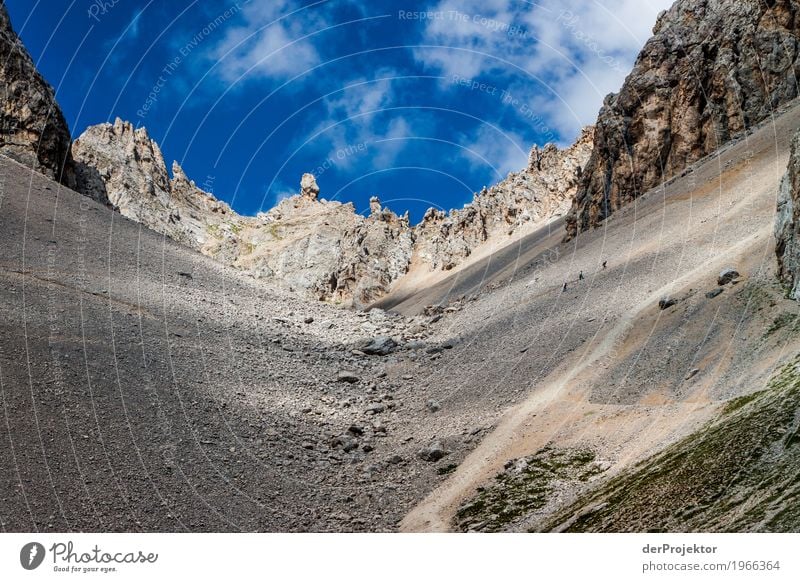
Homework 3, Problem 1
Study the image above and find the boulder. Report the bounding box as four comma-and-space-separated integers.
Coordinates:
417, 442, 449, 462
361, 336, 398, 356
718, 268, 740, 286
336, 370, 360, 384
659, 296, 678, 310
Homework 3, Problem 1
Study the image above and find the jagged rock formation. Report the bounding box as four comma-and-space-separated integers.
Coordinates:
71, 120, 414, 306
71, 117, 592, 306
72, 119, 241, 251
231, 181, 414, 306
776, 129, 800, 299
416, 127, 593, 270
0, 2, 74, 185
567, 0, 800, 238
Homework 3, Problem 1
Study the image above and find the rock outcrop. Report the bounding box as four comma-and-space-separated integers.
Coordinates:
0, 2, 74, 185
72, 119, 241, 251
568, 0, 800, 238
237, 181, 414, 306
71, 117, 592, 306
416, 127, 593, 270
775, 129, 800, 298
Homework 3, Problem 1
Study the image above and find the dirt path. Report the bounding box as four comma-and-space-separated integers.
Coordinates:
400, 223, 772, 531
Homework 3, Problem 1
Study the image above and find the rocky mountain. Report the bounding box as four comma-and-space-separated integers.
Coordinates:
71, 119, 243, 251
415, 127, 593, 270
70, 118, 592, 306
567, 0, 800, 238
0, 1, 73, 186
71, 120, 416, 306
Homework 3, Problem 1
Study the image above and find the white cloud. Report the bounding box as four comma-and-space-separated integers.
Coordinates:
208, 0, 326, 83
459, 124, 528, 178
305, 73, 419, 170
415, 0, 674, 138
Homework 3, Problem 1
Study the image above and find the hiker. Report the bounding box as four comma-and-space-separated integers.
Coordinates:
563, 282, 568, 292
579, 271, 584, 281
602, 260, 607, 269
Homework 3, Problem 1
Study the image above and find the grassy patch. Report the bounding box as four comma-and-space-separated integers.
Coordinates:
740, 281, 777, 313
765, 312, 800, 338
544, 356, 800, 532
722, 390, 767, 415
455, 447, 605, 532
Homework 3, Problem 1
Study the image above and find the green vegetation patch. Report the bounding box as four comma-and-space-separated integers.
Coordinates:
722, 390, 767, 415
455, 447, 605, 532
544, 356, 800, 533
765, 312, 800, 339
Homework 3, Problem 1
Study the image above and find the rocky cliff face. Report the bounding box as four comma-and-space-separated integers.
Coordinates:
230, 181, 415, 306
71, 121, 414, 307
416, 127, 593, 270
72, 119, 241, 251
568, 0, 800, 238
0, 2, 74, 185
775, 129, 800, 299
72, 118, 591, 306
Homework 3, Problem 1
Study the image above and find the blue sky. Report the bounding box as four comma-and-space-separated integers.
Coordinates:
7, 0, 672, 221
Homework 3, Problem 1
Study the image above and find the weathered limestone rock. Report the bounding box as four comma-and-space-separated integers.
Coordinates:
416, 127, 593, 270
776, 130, 800, 298
568, 0, 800, 238
0, 3, 74, 185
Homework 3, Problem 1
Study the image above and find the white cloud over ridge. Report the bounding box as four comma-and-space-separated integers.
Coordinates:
415, 0, 674, 139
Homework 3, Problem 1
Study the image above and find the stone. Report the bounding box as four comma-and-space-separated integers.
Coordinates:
426, 400, 441, 413
659, 296, 678, 310
300, 173, 320, 199
365, 404, 385, 415
361, 336, 398, 356
336, 370, 360, 384
718, 268, 740, 286
342, 439, 359, 453
706, 288, 724, 299
417, 442, 449, 462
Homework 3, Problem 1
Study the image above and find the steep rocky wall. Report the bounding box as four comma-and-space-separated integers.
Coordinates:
776, 129, 800, 299
72, 119, 241, 251
568, 0, 800, 238
0, 2, 74, 185
416, 127, 593, 270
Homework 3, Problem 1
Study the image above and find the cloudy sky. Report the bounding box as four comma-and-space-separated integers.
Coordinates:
8, 0, 673, 221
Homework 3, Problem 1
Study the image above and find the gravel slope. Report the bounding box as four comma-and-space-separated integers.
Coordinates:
4, 99, 800, 533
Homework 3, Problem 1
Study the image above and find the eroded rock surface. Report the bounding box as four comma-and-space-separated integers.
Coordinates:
776, 130, 800, 298
0, 3, 73, 185
568, 0, 800, 238
416, 128, 593, 270
72, 118, 592, 306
